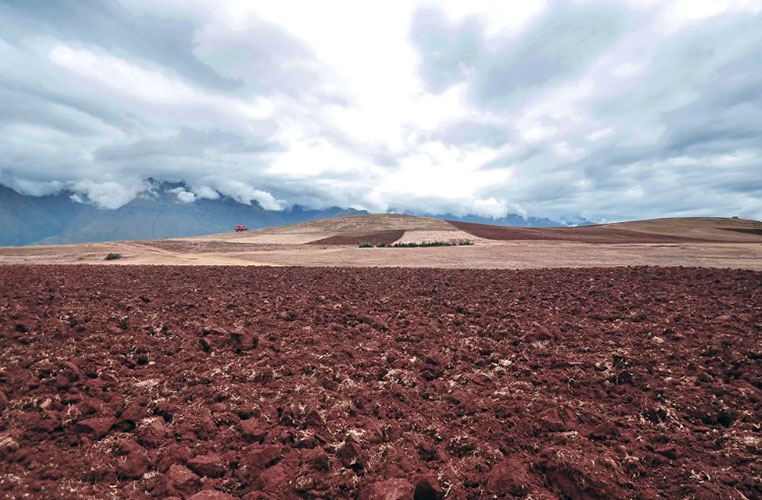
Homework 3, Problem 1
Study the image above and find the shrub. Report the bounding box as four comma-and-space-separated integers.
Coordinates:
391, 240, 474, 248
104, 253, 123, 261
358, 240, 474, 249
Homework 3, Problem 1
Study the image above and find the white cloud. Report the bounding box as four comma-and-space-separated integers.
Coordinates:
49, 44, 272, 119
0, 0, 761, 221
611, 62, 644, 77
192, 186, 220, 200
214, 180, 283, 210
71, 180, 147, 209
168, 187, 196, 203
470, 197, 509, 218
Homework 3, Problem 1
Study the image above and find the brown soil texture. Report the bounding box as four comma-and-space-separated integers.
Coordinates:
723, 228, 762, 236
309, 230, 405, 246
137, 241, 269, 253
1, 266, 761, 500
448, 221, 711, 244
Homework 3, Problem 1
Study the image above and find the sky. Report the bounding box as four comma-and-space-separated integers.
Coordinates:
0, 0, 761, 221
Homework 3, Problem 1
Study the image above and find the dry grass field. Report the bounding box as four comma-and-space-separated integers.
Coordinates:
0, 214, 761, 269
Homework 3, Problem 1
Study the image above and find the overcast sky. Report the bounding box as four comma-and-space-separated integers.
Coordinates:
0, 0, 760, 221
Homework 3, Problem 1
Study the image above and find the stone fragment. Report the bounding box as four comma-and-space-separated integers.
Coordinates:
120, 404, 148, 423
187, 453, 226, 478
119, 451, 149, 480
166, 464, 200, 497
246, 444, 281, 470
139, 419, 169, 448
303, 447, 330, 471
239, 419, 268, 443
75, 417, 115, 439
114, 439, 142, 456
337, 440, 365, 470
157, 444, 193, 473
486, 458, 531, 496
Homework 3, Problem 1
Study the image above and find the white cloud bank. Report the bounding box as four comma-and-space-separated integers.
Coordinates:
0, 0, 761, 221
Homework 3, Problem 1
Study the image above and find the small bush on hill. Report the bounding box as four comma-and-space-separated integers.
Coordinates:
391, 240, 474, 248
359, 240, 473, 248
104, 253, 123, 261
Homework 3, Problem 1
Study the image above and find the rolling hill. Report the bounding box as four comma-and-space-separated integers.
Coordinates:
0, 183, 577, 246
1, 213, 761, 269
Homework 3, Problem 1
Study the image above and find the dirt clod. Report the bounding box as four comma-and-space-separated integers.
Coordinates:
119, 451, 149, 480
75, 417, 115, 440
246, 444, 281, 470
487, 458, 531, 496
139, 419, 169, 448
187, 452, 226, 478
166, 464, 200, 497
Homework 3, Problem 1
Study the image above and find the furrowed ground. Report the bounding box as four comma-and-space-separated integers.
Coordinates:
0, 266, 761, 499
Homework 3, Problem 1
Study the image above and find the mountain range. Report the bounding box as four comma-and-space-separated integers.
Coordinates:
0, 182, 582, 246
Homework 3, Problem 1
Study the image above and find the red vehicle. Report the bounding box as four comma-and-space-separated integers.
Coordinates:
234, 224, 248, 232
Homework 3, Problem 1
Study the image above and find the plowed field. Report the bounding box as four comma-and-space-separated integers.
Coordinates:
308, 231, 406, 246
447, 221, 707, 244
1, 266, 761, 499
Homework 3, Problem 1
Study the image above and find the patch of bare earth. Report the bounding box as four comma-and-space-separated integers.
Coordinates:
1, 266, 761, 499
448, 221, 710, 243
308, 230, 405, 246
450, 217, 762, 244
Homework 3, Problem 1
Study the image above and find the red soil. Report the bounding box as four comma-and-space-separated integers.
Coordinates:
723, 228, 762, 236
309, 230, 405, 246
1, 266, 761, 499
448, 220, 709, 243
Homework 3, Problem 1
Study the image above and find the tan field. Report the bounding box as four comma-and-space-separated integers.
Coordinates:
1, 214, 761, 269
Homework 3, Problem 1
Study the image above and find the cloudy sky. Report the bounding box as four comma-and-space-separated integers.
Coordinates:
1, 0, 761, 221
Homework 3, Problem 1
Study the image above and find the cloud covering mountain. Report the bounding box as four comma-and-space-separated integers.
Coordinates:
0, 0, 760, 221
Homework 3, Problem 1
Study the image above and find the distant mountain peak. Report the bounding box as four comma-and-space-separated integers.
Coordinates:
0, 182, 583, 246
